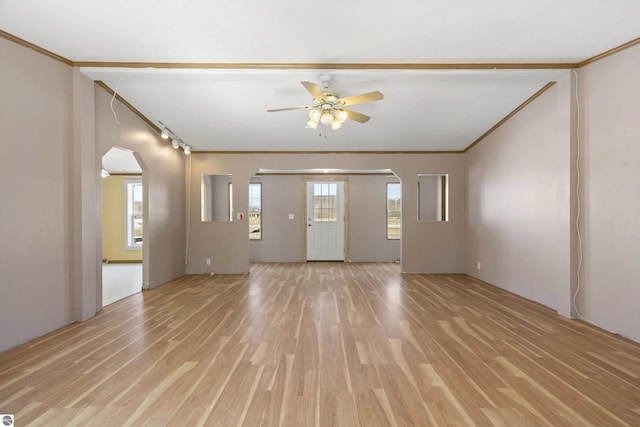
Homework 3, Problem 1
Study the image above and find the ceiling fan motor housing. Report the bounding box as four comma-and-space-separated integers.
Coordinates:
319, 73, 333, 90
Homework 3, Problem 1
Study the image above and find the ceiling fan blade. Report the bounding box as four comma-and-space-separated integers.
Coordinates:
343, 108, 370, 123
301, 81, 325, 100
267, 106, 313, 112
337, 91, 384, 107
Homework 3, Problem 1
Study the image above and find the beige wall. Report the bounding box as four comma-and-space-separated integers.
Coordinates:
465, 75, 574, 315
94, 87, 186, 290
0, 36, 186, 351
579, 43, 640, 342
188, 153, 465, 274
0, 37, 75, 351
102, 175, 143, 262
463, 43, 640, 343
249, 175, 304, 262
348, 175, 402, 262
465, 42, 640, 343
248, 174, 401, 262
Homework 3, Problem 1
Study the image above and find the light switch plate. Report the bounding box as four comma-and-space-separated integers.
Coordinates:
288, 213, 295, 219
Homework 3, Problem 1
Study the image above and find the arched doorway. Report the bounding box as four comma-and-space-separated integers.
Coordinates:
101, 147, 144, 305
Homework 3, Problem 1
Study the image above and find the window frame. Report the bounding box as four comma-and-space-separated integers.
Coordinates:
249, 182, 262, 240
228, 182, 233, 222
313, 182, 338, 223
386, 182, 401, 240
124, 177, 143, 250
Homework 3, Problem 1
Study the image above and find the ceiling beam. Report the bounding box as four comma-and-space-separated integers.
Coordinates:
2, 29, 638, 71
74, 61, 579, 70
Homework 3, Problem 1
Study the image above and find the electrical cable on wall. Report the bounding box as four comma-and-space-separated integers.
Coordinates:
571, 69, 585, 320
110, 71, 127, 124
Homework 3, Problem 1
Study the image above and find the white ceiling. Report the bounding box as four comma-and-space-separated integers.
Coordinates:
102, 147, 142, 174
2, 0, 639, 152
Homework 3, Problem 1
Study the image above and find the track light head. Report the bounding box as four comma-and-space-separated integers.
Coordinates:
159, 122, 190, 154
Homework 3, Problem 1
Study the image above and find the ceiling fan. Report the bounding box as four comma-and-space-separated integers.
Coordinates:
267, 74, 383, 130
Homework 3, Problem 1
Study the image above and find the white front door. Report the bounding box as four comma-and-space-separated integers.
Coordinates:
306, 181, 345, 261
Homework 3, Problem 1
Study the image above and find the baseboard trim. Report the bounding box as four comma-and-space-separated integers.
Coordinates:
103, 260, 143, 264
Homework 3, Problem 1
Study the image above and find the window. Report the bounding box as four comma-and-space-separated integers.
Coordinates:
387, 183, 401, 239
313, 183, 337, 222
125, 178, 143, 249
249, 183, 261, 239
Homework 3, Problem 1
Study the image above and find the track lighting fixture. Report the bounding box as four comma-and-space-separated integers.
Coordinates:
158, 121, 191, 155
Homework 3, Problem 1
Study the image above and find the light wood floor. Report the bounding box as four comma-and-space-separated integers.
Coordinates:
1, 263, 640, 426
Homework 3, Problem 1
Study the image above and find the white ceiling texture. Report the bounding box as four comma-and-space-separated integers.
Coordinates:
1, 0, 639, 152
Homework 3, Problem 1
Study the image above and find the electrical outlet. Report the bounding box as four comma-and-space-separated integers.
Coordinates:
205, 258, 211, 267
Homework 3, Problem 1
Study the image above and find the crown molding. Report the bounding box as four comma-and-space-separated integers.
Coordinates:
95, 81, 161, 134
463, 81, 557, 153
577, 37, 640, 68
192, 150, 463, 155
0, 29, 72, 65
254, 171, 398, 176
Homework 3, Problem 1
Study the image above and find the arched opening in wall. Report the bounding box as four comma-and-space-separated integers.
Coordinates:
101, 147, 145, 306
248, 168, 401, 266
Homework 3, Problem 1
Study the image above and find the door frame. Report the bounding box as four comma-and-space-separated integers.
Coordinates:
302, 177, 349, 262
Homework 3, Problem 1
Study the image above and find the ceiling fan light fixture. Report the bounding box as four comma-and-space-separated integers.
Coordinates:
266, 75, 382, 133
320, 111, 334, 126
309, 109, 320, 121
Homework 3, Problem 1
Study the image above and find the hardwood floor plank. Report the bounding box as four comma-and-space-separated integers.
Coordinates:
354, 389, 395, 427
202, 362, 263, 426
376, 364, 441, 426
318, 390, 359, 426
2, 263, 640, 426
